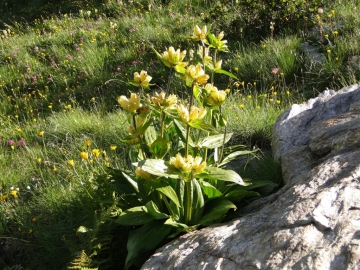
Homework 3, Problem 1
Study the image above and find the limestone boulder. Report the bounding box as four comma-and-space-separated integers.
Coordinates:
141, 84, 360, 270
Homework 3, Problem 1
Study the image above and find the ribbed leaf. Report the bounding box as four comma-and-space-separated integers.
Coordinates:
199, 180, 223, 199
225, 190, 260, 202
188, 119, 217, 132
219, 150, 256, 167
173, 119, 195, 147
197, 133, 233, 149
199, 197, 236, 226
145, 201, 169, 219
215, 68, 238, 79
196, 166, 249, 186
125, 222, 172, 269
115, 206, 154, 225
136, 159, 181, 179
149, 137, 171, 159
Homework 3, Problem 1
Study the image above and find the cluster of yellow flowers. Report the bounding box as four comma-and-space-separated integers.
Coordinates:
170, 153, 206, 174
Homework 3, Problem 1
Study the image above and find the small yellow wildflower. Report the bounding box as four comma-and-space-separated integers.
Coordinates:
53, 167, 58, 172
37, 158, 42, 163
238, 104, 245, 109
67, 160, 74, 167
32, 217, 37, 222
110, 145, 117, 151
85, 140, 92, 147
327, 49, 331, 54
92, 149, 100, 158
39, 131, 44, 137
10, 190, 17, 197
80, 152, 89, 160
276, 100, 281, 105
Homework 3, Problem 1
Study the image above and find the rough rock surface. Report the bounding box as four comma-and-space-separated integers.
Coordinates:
141, 84, 360, 270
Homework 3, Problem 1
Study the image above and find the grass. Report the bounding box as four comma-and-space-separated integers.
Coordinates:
0, 0, 359, 269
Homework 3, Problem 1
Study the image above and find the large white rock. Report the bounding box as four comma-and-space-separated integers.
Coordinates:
141, 85, 360, 270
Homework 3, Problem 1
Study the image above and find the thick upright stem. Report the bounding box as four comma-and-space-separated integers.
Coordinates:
218, 106, 227, 166
185, 85, 195, 158
184, 180, 192, 225
133, 114, 146, 159
211, 50, 218, 85
165, 68, 174, 98
160, 68, 174, 138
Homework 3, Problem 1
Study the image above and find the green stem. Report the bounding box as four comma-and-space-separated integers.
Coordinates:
211, 50, 218, 85
160, 68, 174, 138
185, 85, 195, 158
203, 108, 213, 161
133, 114, 146, 159
165, 68, 174, 98
162, 196, 175, 218
218, 106, 227, 167
184, 180, 192, 225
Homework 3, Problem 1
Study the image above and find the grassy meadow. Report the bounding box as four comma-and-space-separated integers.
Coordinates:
1, 0, 360, 269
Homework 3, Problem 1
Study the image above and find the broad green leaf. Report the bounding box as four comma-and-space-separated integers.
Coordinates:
105, 168, 139, 194
155, 184, 181, 208
197, 133, 233, 149
145, 178, 182, 208
173, 119, 195, 147
137, 159, 181, 179
193, 84, 203, 107
190, 179, 205, 224
174, 64, 186, 74
199, 197, 236, 226
144, 125, 157, 145
219, 150, 256, 167
121, 171, 139, 192
225, 190, 260, 202
215, 68, 238, 79
188, 119, 218, 132
145, 201, 169, 219
196, 166, 249, 186
134, 115, 153, 136
205, 62, 215, 72
165, 217, 200, 238
116, 206, 154, 225
149, 137, 171, 159
125, 221, 172, 269
199, 180, 223, 199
